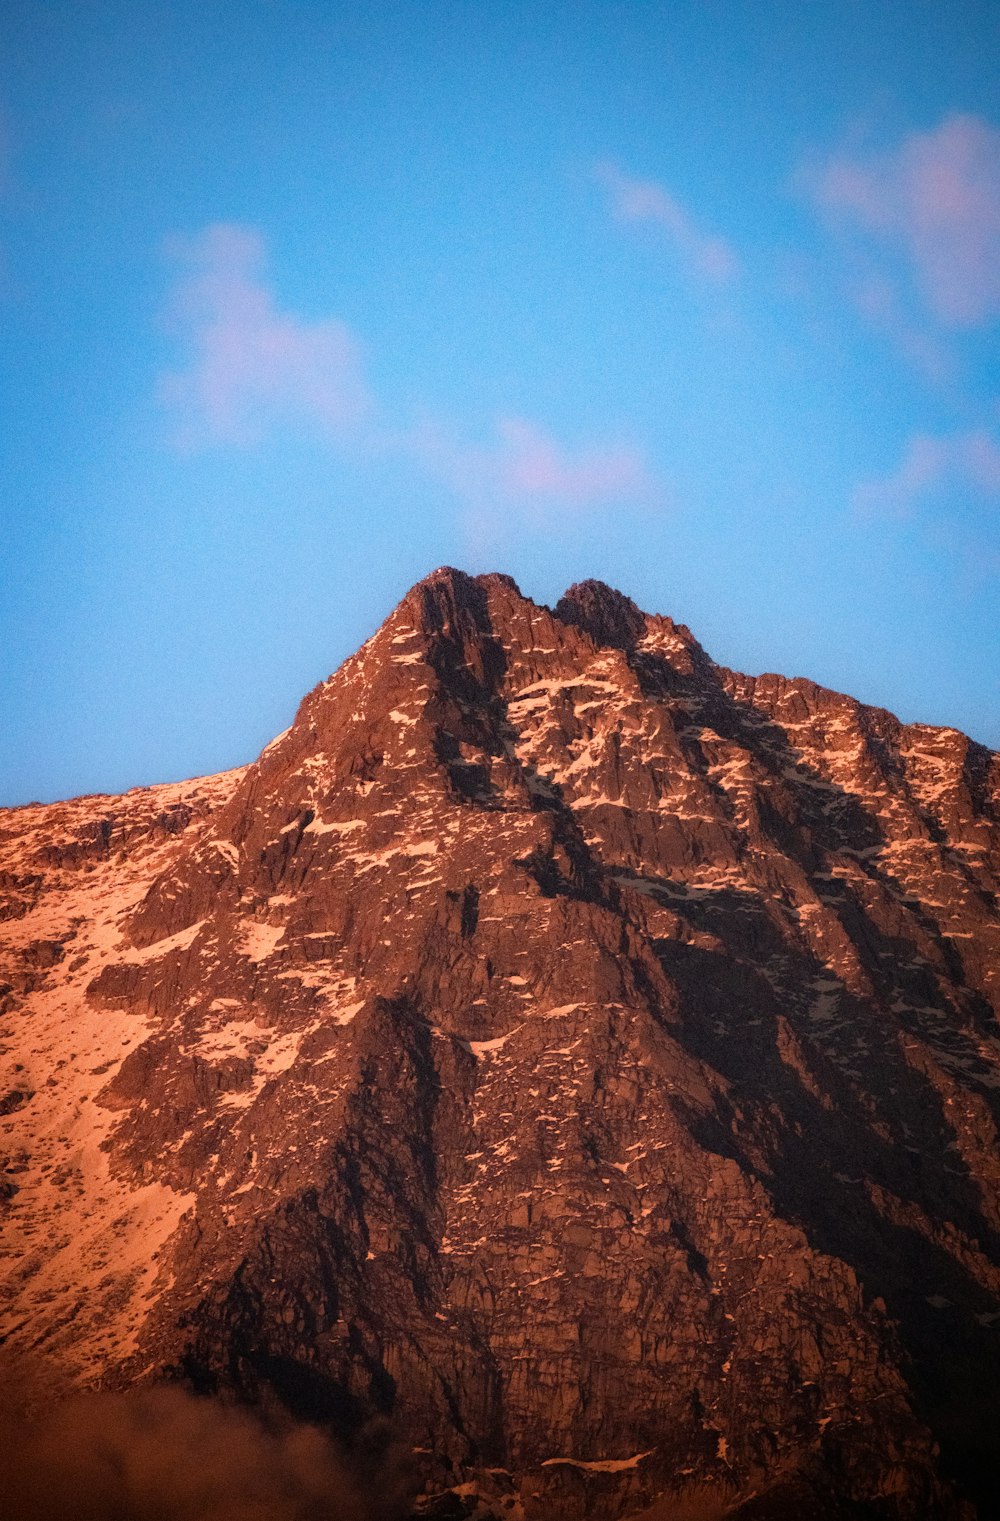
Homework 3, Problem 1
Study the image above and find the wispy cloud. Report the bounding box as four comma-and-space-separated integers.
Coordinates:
407, 414, 656, 514
160, 224, 660, 516
161, 224, 372, 447
846, 268, 952, 382
812, 114, 1000, 328
854, 428, 1000, 517
594, 160, 739, 282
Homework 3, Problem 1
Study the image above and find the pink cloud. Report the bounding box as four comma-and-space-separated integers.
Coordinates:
963, 428, 1000, 493
407, 414, 656, 512
854, 429, 1000, 517
815, 114, 1000, 327
161, 224, 371, 447
595, 160, 739, 282
848, 269, 952, 381
159, 225, 662, 517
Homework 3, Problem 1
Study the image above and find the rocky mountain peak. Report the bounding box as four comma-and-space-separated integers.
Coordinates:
554, 579, 647, 650
1, 570, 999, 1520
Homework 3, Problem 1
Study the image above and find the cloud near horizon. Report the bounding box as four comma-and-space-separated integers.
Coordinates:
160, 223, 659, 514
813, 114, 1000, 329
407, 414, 656, 514
594, 160, 739, 283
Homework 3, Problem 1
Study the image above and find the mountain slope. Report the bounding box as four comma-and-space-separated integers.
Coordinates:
2, 569, 1000, 1519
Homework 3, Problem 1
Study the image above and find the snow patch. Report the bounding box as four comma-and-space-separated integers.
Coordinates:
541, 1451, 655, 1473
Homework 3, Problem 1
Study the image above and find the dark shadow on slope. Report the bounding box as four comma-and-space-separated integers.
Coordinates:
629, 644, 1000, 1069
414, 571, 516, 811
649, 927, 1000, 1518
172, 993, 506, 1473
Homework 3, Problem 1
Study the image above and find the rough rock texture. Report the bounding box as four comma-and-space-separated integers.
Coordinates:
2, 568, 1000, 1519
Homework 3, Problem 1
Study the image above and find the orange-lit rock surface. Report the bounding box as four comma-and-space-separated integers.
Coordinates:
3, 569, 999, 1518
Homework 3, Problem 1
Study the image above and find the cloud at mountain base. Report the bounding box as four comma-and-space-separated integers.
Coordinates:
6, 1381, 412, 1521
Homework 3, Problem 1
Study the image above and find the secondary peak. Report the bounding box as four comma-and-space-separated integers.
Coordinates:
555, 579, 647, 650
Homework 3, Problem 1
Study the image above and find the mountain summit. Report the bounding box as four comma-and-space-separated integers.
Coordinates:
2, 570, 999, 1518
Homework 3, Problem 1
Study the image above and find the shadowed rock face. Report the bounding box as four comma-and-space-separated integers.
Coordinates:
2, 567, 999, 1519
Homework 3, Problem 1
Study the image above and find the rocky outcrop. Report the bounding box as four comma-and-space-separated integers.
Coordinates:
2, 568, 999, 1518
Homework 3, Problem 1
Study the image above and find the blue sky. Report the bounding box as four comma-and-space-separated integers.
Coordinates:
1, 0, 998, 805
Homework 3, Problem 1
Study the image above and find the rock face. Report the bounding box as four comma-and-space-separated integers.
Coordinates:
2, 568, 1000, 1519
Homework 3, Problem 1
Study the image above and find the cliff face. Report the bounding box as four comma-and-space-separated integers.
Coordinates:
2, 568, 1000, 1519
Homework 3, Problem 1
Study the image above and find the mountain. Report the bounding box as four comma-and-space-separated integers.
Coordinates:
2, 568, 1000, 1520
